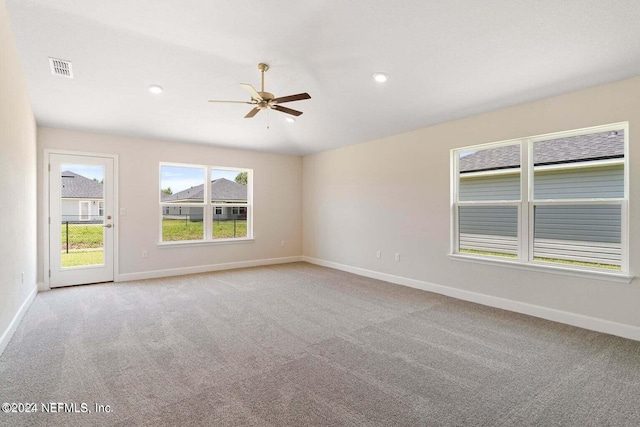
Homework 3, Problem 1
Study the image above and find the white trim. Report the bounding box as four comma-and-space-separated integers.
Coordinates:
460, 168, 520, 178
449, 253, 632, 283
0, 285, 37, 356
302, 257, 639, 341
451, 121, 629, 275
527, 122, 628, 144
534, 158, 623, 172
117, 256, 302, 282
157, 238, 254, 247
159, 163, 253, 242
43, 149, 119, 289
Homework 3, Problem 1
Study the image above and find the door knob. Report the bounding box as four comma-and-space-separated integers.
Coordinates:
103, 224, 112, 228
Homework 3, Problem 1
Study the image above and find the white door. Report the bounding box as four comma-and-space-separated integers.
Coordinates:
49, 153, 115, 287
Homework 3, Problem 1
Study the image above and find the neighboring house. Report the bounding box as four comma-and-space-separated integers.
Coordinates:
61, 171, 104, 223
457, 130, 624, 265
161, 178, 247, 221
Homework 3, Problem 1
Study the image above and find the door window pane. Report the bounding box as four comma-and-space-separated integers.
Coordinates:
60, 164, 105, 267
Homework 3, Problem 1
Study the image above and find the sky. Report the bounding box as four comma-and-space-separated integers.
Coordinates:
63, 163, 244, 193
160, 166, 243, 193
62, 164, 104, 181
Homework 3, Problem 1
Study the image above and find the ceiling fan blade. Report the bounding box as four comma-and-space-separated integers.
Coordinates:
272, 105, 303, 116
244, 107, 261, 118
272, 93, 311, 104
208, 100, 254, 104
240, 83, 263, 101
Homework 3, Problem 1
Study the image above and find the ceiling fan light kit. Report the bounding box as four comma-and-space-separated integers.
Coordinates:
209, 63, 311, 118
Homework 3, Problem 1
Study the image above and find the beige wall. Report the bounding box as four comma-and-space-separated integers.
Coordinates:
37, 128, 303, 282
303, 76, 640, 331
0, 0, 37, 351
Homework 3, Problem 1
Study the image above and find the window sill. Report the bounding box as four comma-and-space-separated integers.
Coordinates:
448, 253, 633, 284
158, 238, 254, 248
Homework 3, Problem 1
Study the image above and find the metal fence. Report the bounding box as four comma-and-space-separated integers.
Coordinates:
161, 213, 247, 240
61, 216, 104, 253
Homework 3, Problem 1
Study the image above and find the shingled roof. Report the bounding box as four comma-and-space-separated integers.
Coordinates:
61, 171, 103, 198
161, 178, 247, 203
459, 130, 624, 173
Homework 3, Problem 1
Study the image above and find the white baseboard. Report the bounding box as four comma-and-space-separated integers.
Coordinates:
302, 256, 640, 342
118, 256, 304, 282
0, 285, 38, 356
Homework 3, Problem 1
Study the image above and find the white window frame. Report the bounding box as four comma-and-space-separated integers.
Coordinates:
450, 122, 630, 281
79, 200, 90, 221
159, 162, 253, 246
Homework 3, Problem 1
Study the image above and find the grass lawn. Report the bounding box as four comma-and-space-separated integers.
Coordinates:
459, 249, 620, 270
162, 219, 247, 241
213, 220, 247, 239
460, 249, 517, 259
61, 223, 103, 250
61, 251, 104, 267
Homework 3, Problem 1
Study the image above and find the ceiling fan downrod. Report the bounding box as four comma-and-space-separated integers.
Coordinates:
258, 63, 269, 93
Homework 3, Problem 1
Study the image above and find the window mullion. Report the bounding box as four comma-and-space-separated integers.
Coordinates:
452, 122, 627, 274
519, 139, 529, 262
204, 167, 211, 240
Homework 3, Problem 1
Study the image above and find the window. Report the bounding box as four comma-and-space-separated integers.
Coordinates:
98, 201, 104, 217
211, 168, 249, 239
79, 201, 90, 221
160, 164, 252, 243
452, 123, 628, 274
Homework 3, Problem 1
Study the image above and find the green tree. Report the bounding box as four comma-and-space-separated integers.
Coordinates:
161, 187, 173, 195
235, 171, 248, 185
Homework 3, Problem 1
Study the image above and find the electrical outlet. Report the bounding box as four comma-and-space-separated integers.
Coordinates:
280, 240, 285, 247
395, 253, 400, 262
142, 250, 148, 258
376, 250, 381, 259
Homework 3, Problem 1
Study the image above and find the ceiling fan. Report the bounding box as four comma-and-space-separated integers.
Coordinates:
208, 63, 311, 118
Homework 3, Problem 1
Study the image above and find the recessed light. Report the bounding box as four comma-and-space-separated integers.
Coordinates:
285, 117, 296, 123
148, 84, 164, 94
373, 72, 389, 83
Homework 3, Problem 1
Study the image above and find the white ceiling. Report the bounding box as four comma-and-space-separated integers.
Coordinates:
6, 0, 640, 156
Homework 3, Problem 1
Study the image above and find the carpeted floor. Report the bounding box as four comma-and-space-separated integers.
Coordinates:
1, 262, 639, 426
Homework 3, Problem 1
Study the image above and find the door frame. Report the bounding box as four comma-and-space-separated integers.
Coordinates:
43, 149, 119, 289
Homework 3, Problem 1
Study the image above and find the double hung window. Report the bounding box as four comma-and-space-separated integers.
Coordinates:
452, 123, 628, 274
160, 163, 252, 243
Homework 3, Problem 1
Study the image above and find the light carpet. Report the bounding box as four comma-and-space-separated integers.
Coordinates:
1, 262, 639, 426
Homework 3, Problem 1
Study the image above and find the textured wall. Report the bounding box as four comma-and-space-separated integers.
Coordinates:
37, 128, 303, 282
0, 0, 37, 351
303, 76, 640, 329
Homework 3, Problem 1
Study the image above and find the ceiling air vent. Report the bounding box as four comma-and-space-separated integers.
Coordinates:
48, 57, 73, 78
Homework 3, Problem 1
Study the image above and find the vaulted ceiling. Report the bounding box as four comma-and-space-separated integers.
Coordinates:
6, 0, 640, 155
